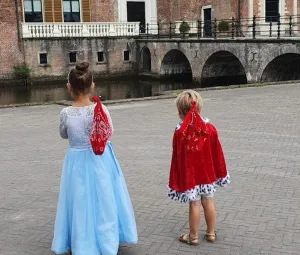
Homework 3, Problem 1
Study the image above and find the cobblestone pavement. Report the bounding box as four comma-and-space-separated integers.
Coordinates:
1, 83, 300, 255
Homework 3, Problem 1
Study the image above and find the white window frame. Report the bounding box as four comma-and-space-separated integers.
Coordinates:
264, 0, 281, 22
97, 51, 107, 63
62, 0, 82, 22
38, 52, 48, 66
123, 50, 130, 62
201, 5, 212, 24
68, 51, 77, 64
260, 0, 284, 23
23, 0, 44, 22
118, 0, 157, 29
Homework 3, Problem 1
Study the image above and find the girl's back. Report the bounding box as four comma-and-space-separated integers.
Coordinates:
52, 63, 137, 255
60, 104, 112, 149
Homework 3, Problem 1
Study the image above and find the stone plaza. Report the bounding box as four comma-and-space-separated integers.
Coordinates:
0, 83, 300, 255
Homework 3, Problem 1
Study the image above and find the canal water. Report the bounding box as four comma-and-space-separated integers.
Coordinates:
0, 78, 197, 106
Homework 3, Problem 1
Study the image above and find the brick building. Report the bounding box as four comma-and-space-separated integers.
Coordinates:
0, 0, 23, 78
0, 0, 299, 78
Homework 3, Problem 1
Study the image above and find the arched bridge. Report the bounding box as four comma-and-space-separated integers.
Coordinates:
137, 38, 300, 86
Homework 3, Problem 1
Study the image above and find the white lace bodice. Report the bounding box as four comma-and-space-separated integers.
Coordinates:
59, 104, 113, 149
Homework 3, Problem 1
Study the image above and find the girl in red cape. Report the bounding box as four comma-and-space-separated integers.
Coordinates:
168, 90, 230, 245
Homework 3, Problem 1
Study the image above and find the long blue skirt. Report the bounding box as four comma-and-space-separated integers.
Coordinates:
51, 142, 138, 255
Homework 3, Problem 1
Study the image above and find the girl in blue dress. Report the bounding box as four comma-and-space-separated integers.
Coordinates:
51, 62, 138, 255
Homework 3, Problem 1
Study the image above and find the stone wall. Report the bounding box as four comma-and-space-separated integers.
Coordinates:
139, 38, 300, 84
23, 38, 137, 77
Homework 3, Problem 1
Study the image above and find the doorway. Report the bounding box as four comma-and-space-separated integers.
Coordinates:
127, 1, 146, 33
203, 7, 212, 37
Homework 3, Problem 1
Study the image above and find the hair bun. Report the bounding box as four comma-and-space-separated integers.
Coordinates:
75, 62, 89, 73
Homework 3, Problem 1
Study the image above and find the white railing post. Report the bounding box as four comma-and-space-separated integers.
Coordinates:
53, 24, 61, 37
109, 23, 117, 36
134, 22, 140, 35
82, 24, 89, 37
22, 23, 31, 38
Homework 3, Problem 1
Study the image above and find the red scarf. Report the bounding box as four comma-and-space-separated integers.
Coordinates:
169, 100, 228, 192
90, 95, 112, 155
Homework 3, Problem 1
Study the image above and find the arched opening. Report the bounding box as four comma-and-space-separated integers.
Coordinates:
201, 51, 247, 87
160, 49, 192, 81
261, 53, 300, 82
140, 47, 151, 73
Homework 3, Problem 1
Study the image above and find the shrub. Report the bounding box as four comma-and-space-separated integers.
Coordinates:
179, 21, 191, 34
13, 63, 31, 80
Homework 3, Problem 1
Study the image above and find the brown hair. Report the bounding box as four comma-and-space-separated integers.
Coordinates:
68, 62, 93, 95
175, 90, 203, 118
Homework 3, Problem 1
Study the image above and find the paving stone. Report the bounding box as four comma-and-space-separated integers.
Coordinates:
0, 83, 300, 254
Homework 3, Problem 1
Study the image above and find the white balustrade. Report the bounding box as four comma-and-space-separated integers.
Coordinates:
22, 22, 140, 38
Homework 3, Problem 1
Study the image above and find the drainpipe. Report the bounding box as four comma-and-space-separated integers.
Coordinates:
237, 0, 241, 36
14, 0, 26, 63
14, 0, 21, 42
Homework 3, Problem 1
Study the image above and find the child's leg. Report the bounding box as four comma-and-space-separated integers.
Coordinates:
201, 195, 216, 241
179, 199, 201, 245
189, 200, 201, 238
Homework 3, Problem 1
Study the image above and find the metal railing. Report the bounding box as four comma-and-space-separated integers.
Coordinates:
22, 15, 300, 39
139, 14, 300, 39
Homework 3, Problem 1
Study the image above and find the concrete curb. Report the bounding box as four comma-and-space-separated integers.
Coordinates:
0, 80, 298, 109
0, 102, 55, 109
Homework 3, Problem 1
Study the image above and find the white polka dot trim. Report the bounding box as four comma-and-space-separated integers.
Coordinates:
168, 174, 230, 203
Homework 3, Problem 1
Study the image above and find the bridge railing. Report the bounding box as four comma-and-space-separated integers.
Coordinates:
138, 14, 300, 39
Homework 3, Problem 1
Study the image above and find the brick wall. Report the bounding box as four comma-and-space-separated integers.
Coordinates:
0, 0, 23, 77
213, 0, 234, 20
157, 0, 212, 23
179, 0, 208, 21
157, 0, 255, 23
253, 0, 259, 17
157, 0, 172, 23
90, 0, 118, 22
241, 0, 249, 19
285, 0, 292, 15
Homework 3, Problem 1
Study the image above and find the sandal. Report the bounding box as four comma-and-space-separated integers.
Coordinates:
205, 231, 216, 243
179, 233, 199, 246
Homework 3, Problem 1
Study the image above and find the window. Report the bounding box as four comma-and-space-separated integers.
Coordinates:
266, 0, 279, 22
39, 53, 48, 65
124, 51, 130, 61
69, 52, 77, 63
63, 0, 81, 22
97, 52, 106, 63
24, 0, 43, 22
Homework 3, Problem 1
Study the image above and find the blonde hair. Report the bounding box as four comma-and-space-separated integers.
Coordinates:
175, 90, 203, 118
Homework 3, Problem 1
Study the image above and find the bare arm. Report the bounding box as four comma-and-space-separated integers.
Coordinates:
102, 105, 114, 135
59, 108, 68, 139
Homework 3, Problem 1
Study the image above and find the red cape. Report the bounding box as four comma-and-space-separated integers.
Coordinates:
168, 106, 229, 202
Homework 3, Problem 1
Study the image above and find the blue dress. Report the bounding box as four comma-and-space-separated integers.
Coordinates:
51, 104, 138, 255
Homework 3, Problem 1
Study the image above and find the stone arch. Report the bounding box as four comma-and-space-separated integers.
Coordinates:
160, 49, 192, 80
201, 51, 247, 87
140, 47, 151, 73
261, 53, 300, 82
